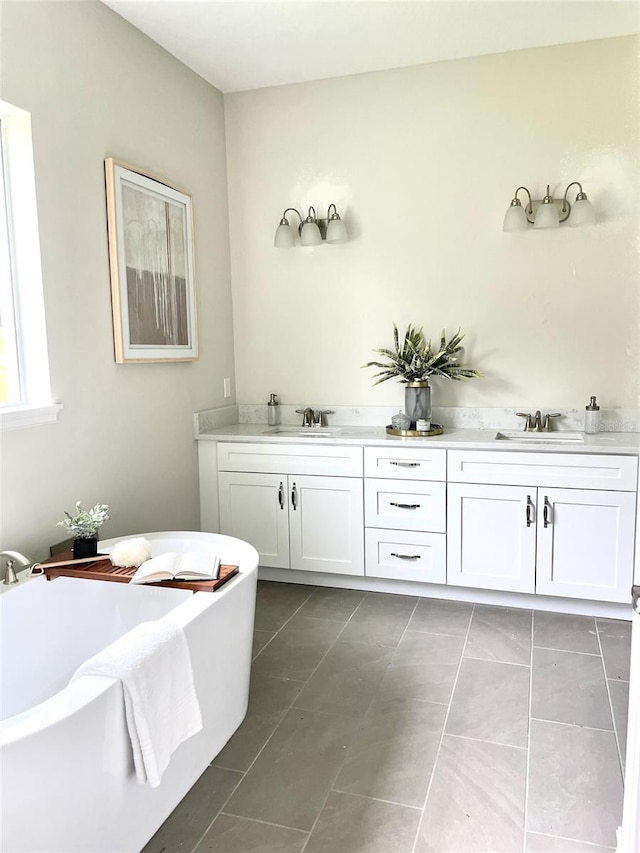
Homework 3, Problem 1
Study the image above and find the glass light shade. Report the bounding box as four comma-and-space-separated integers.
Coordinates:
325, 217, 348, 243
569, 197, 596, 227
274, 222, 295, 248
300, 220, 322, 246
533, 200, 560, 229
502, 203, 529, 232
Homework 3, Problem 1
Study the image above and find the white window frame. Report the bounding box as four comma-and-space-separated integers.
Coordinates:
0, 100, 61, 430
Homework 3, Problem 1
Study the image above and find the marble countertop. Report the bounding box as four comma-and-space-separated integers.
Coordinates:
195, 423, 640, 455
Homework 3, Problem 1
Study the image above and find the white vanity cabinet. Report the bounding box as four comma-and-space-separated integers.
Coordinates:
447, 450, 638, 603
200, 431, 639, 613
217, 443, 364, 576
364, 446, 447, 584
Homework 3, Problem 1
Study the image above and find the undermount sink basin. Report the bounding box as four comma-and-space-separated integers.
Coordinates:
495, 430, 584, 443
262, 427, 340, 438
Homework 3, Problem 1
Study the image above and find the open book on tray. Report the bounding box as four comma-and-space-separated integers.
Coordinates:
130, 552, 221, 585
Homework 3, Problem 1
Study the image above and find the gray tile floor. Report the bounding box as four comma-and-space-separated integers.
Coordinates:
143, 582, 631, 853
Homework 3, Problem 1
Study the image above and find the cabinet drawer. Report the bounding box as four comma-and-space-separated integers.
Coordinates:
365, 478, 446, 532
365, 528, 446, 584
217, 442, 363, 476
364, 446, 446, 480
448, 450, 638, 491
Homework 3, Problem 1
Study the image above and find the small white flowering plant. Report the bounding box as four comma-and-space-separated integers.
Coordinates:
58, 501, 110, 540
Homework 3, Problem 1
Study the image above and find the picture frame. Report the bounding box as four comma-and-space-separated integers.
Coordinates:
105, 158, 198, 363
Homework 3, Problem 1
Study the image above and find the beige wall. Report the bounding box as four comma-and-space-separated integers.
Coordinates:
225, 36, 639, 412
0, 10, 637, 559
0, 1, 234, 558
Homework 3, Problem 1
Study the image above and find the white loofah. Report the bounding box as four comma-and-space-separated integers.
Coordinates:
110, 537, 153, 568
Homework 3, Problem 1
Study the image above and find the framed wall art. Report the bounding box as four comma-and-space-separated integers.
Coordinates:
105, 158, 198, 362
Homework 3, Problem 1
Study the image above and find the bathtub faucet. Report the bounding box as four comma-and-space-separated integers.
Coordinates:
0, 551, 34, 585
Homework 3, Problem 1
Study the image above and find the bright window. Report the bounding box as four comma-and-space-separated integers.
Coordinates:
0, 100, 61, 429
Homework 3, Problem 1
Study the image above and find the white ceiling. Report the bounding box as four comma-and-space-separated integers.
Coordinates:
102, 0, 640, 93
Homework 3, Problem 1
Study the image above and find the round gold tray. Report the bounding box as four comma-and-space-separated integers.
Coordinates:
386, 423, 444, 437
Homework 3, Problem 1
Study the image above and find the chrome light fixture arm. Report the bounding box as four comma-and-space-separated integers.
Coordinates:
279, 207, 322, 234
561, 181, 585, 214
510, 186, 534, 217
279, 207, 304, 231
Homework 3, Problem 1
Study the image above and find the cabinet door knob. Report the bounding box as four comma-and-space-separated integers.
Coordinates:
543, 496, 552, 528
526, 495, 534, 527
291, 483, 298, 511
278, 482, 285, 510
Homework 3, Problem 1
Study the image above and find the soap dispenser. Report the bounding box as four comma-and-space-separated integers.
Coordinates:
267, 393, 281, 426
585, 396, 600, 434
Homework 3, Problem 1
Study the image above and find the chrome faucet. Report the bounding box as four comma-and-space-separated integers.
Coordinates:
516, 412, 535, 431
0, 550, 33, 585
296, 407, 316, 427
295, 408, 335, 427
516, 411, 562, 432
542, 412, 562, 431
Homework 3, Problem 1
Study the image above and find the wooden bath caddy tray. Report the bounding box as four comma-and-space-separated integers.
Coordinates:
34, 551, 239, 593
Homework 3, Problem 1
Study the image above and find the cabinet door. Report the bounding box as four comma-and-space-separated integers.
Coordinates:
218, 472, 290, 568
447, 483, 536, 593
536, 488, 637, 603
289, 475, 364, 575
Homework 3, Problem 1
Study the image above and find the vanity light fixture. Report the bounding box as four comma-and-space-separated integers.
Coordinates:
274, 204, 348, 248
502, 182, 596, 232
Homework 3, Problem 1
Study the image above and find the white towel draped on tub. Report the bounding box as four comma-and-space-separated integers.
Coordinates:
70, 619, 203, 787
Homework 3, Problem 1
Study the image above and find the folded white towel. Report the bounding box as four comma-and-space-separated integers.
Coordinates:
70, 619, 202, 787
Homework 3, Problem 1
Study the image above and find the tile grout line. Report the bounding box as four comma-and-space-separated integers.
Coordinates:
251, 584, 318, 661
522, 608, 535, 853
528, 828, 616, 849
594, 618, 625, 778
322, 791, 423, 812
217, 811, 311, 836
531, 644, 602, 657
221, 588, 373, 848
298, 595, 422, 853
446, 732, 528, 751
189, 767, 248, 853
290, 592, 417, 714
530, 716, 616, 734
400, 626, 475, 641
192, 584, 324, 852
462, 654, 531, 668
410, 602, 476, 853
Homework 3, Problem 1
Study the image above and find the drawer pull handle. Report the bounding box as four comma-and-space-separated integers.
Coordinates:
526, 495, 534, 528
390, 502, 420, 510
278, 482, 285, 510
543, 496, 552, 528
390, 461, 420, 468
391, 552, 421, 561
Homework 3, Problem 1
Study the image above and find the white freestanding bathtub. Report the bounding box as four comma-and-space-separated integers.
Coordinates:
0, 531, 258, 853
